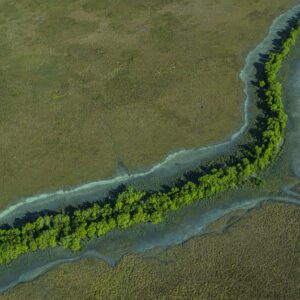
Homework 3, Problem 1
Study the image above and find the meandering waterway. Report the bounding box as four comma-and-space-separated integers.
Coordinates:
1, 3, 300, 293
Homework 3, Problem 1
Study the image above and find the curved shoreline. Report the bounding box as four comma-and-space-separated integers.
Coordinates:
0, 107, 246, 222
1, 3, 300, 293
1, 196, 299, 294
2, 3, 300, 224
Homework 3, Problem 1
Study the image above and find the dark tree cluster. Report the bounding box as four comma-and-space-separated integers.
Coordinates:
1, 18, 300, 265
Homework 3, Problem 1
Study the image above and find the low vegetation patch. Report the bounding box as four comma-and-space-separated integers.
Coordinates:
1, 16, 300, 265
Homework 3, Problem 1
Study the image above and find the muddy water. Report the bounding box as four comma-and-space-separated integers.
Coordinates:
1, 3, 300, 293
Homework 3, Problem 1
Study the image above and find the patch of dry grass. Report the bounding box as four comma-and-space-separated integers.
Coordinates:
0, 0, 298, 208
2, 202, 299, 299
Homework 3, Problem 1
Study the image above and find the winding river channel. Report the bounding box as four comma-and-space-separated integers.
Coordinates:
1, 3, 300, 293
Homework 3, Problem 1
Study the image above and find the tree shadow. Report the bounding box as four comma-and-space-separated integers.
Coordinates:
1, 12, 300, 232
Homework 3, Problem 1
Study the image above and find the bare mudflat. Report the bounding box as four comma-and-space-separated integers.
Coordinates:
2, 202, 299, 300
0, 0, 297, 209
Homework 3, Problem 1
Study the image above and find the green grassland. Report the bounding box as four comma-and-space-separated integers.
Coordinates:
0, 2, 297, 299
2, 202, 299, 300
0, 0, 298, 264
0, 0, 300, 274
0, 0, 297, 209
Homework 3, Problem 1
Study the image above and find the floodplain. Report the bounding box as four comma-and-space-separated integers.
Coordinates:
1, 0, 300, 299
0, 0, 297, 208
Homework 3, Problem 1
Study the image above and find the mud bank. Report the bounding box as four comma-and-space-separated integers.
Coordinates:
1, 2, 300, 294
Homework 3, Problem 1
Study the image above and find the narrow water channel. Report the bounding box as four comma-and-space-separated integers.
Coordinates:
1, 3, 300, 293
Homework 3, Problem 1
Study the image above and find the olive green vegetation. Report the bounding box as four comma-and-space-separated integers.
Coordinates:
1, 0, 296, 210
3, 202, 299, 300
0, 16, 299, 264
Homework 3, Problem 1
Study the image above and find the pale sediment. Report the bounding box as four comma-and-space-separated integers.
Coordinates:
1, 2, 300, 294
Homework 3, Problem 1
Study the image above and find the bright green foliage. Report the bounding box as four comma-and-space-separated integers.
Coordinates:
1, 18, 300, 265
259, 80, 266, 88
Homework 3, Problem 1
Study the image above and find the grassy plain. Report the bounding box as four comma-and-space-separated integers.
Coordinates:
2, 202, 299, 299
0, 0, 297, 208
0, 0, 299, 298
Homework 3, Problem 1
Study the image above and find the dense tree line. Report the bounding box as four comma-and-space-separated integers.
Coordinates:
1, 18, 300, 265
